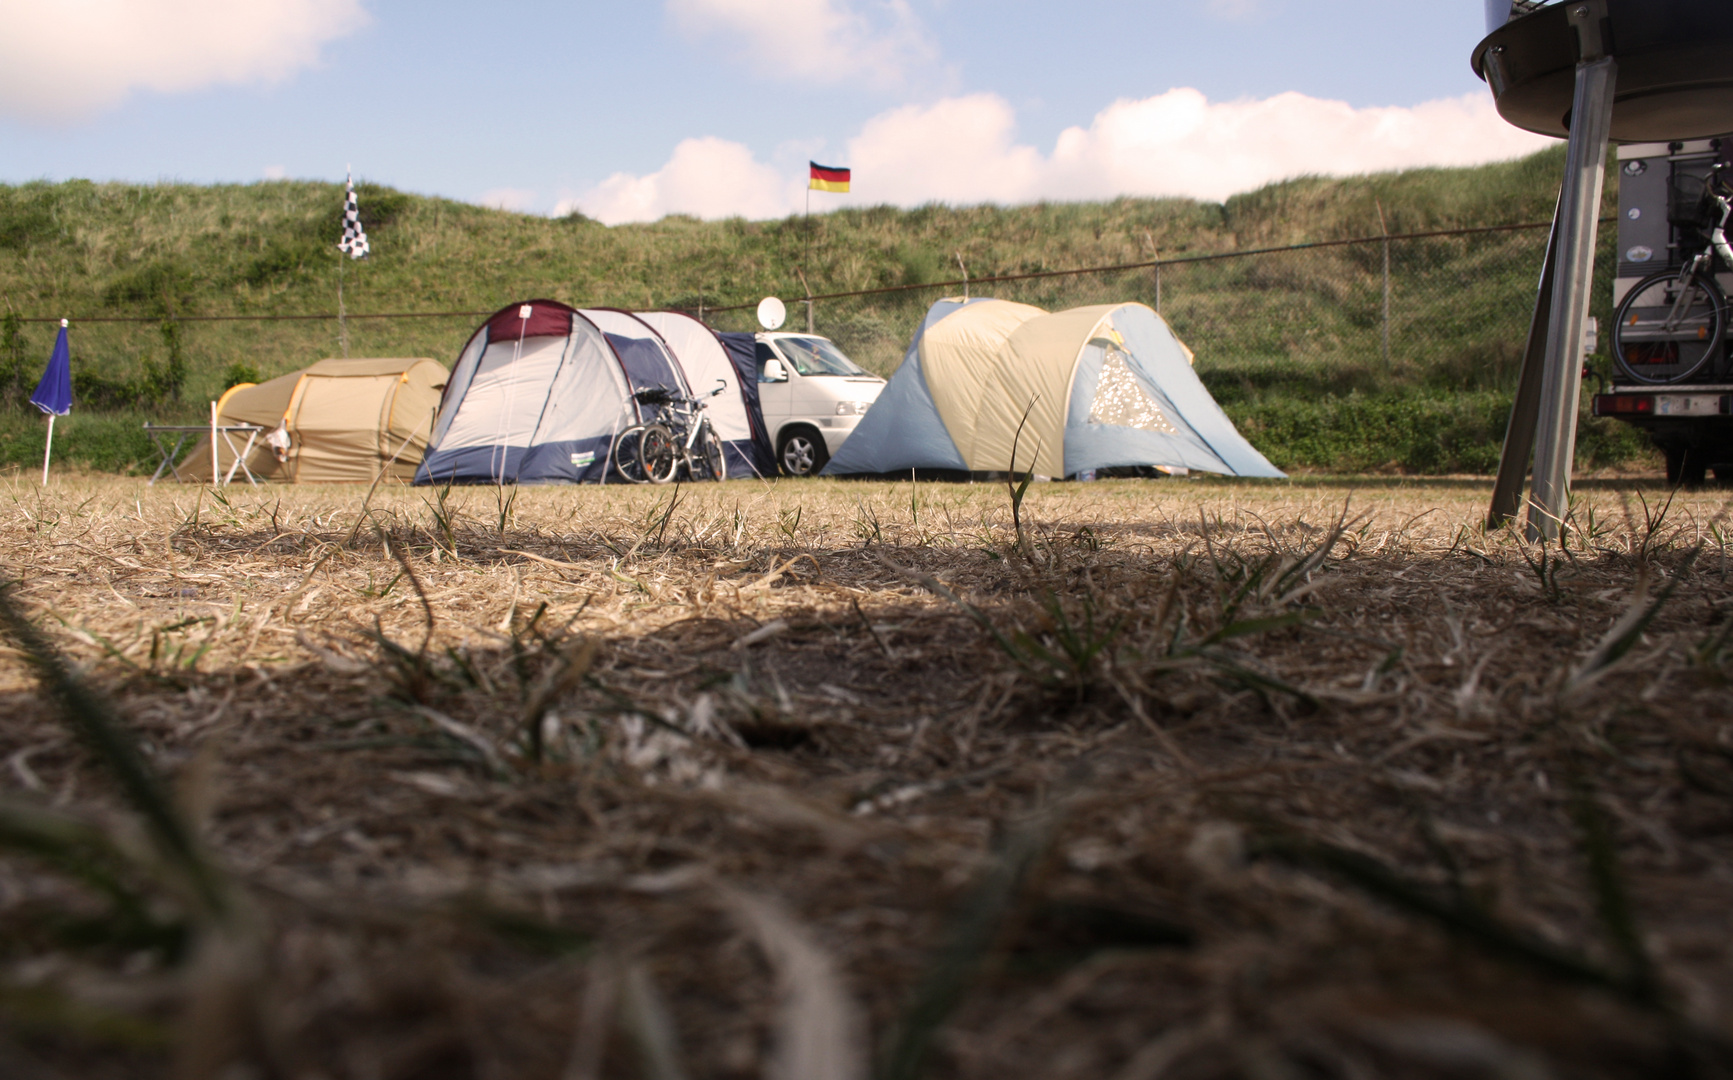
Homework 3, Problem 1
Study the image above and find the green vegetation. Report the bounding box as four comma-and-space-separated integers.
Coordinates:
1232, 391, 1650, 475
0, 411, 159, 475
0, 145, 1656, 474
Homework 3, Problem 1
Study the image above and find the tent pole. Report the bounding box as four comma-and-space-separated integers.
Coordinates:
41, 414, 53, 487
210, 400, 219, 488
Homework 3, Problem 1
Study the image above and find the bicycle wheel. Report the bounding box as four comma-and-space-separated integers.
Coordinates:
639, 423, 679, 484
613, 424, 649, 483
699, 422, 726, 482
1612, 269, 1726, 385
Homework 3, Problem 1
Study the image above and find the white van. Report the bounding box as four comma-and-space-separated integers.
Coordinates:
754, 333, 885, 476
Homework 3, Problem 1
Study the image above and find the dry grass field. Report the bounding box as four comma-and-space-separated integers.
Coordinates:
1, 471, 1732, 1080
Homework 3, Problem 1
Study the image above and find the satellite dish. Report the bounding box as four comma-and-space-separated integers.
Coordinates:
756, 297, 786, 331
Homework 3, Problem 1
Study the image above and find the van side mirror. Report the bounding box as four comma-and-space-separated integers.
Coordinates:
761, 358, 789, 383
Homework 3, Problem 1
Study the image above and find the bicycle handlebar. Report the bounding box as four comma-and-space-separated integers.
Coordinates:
633, 379, 728, 416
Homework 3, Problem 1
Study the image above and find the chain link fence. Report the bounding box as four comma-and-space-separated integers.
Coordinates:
702, 219, 1644, 473
704, 220, 1608, 406
4, 219, 1648, 474
7, 220, 1586, 393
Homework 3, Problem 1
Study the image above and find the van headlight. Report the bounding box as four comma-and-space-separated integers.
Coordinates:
835, 400, 872, 416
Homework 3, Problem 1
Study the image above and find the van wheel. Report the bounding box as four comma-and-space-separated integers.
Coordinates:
1665, 444, 1708, 488
777, 427, 828, 477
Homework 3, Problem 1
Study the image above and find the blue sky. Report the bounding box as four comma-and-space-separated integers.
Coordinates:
0, 1, 1553, 222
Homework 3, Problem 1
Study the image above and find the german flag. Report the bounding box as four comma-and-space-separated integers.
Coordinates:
809, 162, 851, 193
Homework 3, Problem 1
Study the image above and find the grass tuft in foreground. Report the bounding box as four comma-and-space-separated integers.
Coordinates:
0, 473, 1729, 1077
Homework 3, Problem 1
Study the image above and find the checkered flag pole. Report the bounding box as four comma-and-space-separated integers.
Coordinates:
339, 170, 370, 259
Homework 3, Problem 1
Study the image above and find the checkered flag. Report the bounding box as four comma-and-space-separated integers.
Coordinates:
338, 171, 370, 259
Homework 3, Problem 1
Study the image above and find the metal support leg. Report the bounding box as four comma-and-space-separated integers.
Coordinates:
1488, 192, 1564, 529
146, 430, 191, 485
1526, 50, 1616, 542
221, 428, 262, 487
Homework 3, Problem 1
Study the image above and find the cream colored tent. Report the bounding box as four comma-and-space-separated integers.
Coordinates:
825, 298, 1282, 479
180, 357, 447, 483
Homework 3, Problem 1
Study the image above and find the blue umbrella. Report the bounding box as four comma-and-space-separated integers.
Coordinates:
31, 320, 71, 485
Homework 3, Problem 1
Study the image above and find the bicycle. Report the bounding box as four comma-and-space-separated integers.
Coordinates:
1611, 161, 1733, 385
612, 381, 728, 484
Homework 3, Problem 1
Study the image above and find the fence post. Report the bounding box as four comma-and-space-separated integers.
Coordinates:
1376, 199, 1391, 372
956, 252, 969, 301
797, 269, 814, 333
1144, 231, 1160, 313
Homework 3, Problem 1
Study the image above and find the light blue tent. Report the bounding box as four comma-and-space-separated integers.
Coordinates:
823, 298, 1284, 479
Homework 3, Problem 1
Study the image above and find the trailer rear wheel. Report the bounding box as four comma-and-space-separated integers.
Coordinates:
1665, 444, 1709, 488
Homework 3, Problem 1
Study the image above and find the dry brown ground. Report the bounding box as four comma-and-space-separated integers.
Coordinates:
1, 472, 1732, 1080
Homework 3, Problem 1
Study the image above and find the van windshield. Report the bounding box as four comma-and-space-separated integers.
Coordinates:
774, 336, 868, 377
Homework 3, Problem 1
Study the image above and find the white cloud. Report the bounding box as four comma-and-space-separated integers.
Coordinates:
562, 137, 796, 224
0, 0, 369, 123
1205, 0, 1270, 21
666, 0, 937, 89
880, 88, 1557, 205
569, 88, 1557, 224
478, 188, 538, 212
263, 165, 288, 180
845, 94, 1045, 205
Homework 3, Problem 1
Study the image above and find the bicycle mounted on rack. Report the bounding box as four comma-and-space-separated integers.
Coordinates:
1610, 162, 1733, 385
613, 381, 729, 484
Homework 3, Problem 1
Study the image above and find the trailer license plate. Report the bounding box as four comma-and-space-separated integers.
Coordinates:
1655, 394, 1726, 416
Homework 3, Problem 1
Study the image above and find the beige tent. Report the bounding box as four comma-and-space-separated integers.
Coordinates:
825, 298, 1282, 479
180, 357, 447, 484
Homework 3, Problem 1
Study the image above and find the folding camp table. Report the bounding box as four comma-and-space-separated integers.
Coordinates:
143, 423, 266, 486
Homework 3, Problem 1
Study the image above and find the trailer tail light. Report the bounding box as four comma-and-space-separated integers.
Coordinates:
1593, 394, 1654, 416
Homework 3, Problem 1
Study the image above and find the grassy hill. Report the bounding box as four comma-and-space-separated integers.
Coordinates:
0, 145, 1650, 475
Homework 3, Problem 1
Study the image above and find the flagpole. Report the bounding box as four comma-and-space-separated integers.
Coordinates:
339, 164, 351, 358
338, 252, 348, 358
41, 415, 53, 487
